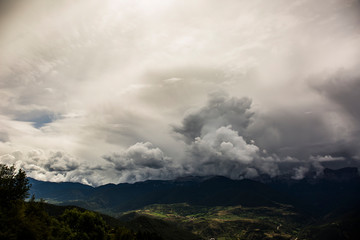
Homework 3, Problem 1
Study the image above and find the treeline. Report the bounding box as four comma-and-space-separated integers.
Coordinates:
0, 164, 162, 240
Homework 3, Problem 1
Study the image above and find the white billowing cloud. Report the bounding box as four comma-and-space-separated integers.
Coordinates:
0, 0, 359, 184
173, 91, 254, 143
184, 125, 280, 178
291, 155, 341, 180
0, 146, 125, 186
0, 149, 79, 182
104, 142, 171, 170
292, 166, 309, 180
310, 155, 346, 162
190, 126, 258, 164
103, 142, 181, 183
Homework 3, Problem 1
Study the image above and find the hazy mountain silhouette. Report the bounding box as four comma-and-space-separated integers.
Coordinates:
29, 167, 360, 217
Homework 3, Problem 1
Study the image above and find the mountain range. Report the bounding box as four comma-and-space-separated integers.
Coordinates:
29, 167, 360, 217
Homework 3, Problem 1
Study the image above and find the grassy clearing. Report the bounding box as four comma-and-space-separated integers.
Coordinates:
121, 203, 304, 240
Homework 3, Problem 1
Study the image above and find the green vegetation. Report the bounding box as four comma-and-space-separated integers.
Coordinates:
121, 214, 199, 240
122, 203, 306, 240
2, 164, 359, 240
0, 164, 162, 240
121, 202, 360, 240
0, 164, 30, 204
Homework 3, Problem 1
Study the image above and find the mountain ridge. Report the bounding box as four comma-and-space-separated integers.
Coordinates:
28, 167, 360, 217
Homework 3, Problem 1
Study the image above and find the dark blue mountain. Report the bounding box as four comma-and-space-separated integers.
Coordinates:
29, 178, 94, 201
268, 167, 360, 216
29, 167, 360, 217
29, 175, 290, 212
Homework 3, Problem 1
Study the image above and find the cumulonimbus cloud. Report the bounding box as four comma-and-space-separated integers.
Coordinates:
1, 0, 359, 185
184, 125, 280, 178
0, 149, 80, 182
173, 92, 354, 180
171, 93, 284, 178
102, 142, 181, 183
0, 91, 355, 185
173, 91, 254, 143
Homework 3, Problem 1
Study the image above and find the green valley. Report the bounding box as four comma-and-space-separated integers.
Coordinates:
122, 203, 305, 240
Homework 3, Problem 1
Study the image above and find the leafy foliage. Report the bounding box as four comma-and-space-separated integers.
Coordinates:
121, 215, 199, 240
59, 208, 107, 240
0, 164, 163, 240
0, 164, 30, 205
2, 164, 360, 240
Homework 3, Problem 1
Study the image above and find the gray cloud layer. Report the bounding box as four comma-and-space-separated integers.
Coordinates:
102, 142, 179, 182
173, 92, 253, 143
1, 0, 360, 184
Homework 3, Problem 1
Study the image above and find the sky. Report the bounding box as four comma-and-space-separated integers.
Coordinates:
1, 0, 360, 185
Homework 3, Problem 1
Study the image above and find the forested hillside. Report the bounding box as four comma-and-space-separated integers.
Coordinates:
2, 164, 360, 240
0, 164, 174, 240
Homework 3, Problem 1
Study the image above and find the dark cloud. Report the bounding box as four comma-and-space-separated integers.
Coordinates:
104, 142, 169, 170
43, 151, 79, 172
173, 92, 359, 180
1, 0, 359, 184
172, 93, 285, 178
247, 109, 333, 158
173, 91, 253, 143
0, 150, 80, 180
0, 0, 19, 20
183, 125, 280, 178
307, 68, 360, 161
312, 69, 360, 123
103, 142, 180, 182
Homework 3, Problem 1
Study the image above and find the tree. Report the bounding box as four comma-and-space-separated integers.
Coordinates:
0, 164, 31, 206
60, 208, 107, 240
0, 164, 31, 240
113, 226, 136, 240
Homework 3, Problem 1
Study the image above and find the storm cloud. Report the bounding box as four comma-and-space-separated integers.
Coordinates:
0, 149, 80, 181
173, 92, 254, 143
173, 94, 312, 179
184, 125, 279, 178
1, 0, 360, 184
102, 142, 180, 182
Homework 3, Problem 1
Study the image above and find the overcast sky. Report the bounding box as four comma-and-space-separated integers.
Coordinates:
1, 0, 360, 185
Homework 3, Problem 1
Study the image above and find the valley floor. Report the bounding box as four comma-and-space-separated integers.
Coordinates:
121, 203, 306, 240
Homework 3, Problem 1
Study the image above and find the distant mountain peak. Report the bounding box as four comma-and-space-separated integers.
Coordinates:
174, 175, 217, 183
323, 167, 359, 182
